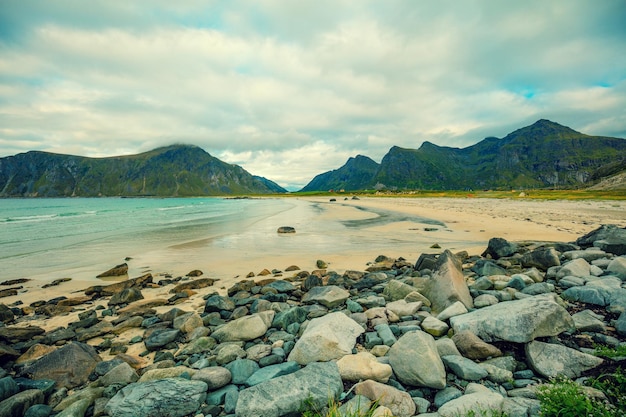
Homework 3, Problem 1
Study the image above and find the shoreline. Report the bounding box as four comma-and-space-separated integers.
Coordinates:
1, 196, 624, 309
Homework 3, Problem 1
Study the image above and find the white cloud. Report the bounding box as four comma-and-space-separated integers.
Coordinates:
0, 1, 625, 189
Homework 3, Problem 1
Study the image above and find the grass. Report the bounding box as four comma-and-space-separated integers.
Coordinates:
585, 367, 626, 413
593, 344, 626, 358
536, 375, 620, 417
300, 396, 382, 417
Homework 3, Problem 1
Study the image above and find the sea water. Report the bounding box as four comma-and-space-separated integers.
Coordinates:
0, 197, 295, 282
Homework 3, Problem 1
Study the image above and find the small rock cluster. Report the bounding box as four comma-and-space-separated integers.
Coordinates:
0, 225, 625, 417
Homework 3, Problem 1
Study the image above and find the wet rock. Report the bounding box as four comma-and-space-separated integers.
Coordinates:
235, 362, 342, 417
450, 294, 574, 343
525, 340, 604, 379
288, 312, 364, 365
105, 378, 208, 417
20, 342, 101, 389
388, 330, 446, 389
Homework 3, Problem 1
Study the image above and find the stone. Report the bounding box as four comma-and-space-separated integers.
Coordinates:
225, 359, 259, 385
442, 355, 489, 381
144, 328, 180, 351
24, 404, 53, 417
521, 247, 561, 270
176, 336, 217, 356
96, 262, 128, 278
421, 316, 449, 337
338, 395, 372, 416
109, 287, 143, 306
479, 363, 514, 384
383, 280, 421, 302
173, 312, 204, 334
301, 285, 350, 308
212, 311, 274, 342
216, 344, 246, 365
424, 250, 473, 313
96, 361, 138, 387
235, 362, 342, 417
474, 294, 499, 308
105, 378, 207, 417
436, 301, 468, 321
607, 256, 626, 279
277, 226, 296, 233
288, 312, 364, 365
353, 379, 416, 417
436, 337, 462, 357
0, 389, 44, 417
245, 361, 300, 386
434, 387, 463, 408
450, 294, 574, 343
337, 352, 393, 383
557, 258, 591, 279
437, 383, 504, 417
572, 310, 606, 332
525, 340, 604, 379
385, 299, 422, 317
561, 286, 612, 306
53, 387, 103, 413
0, 325, 45, 343
482, 237, 519, 259
204, 294, 235, 313
246, 344, 272, 361
388, 330, 446, 389
374, 323, 397, 346
85, 273, 153, 296
616, 312, 626, 336
190, 366, 232, 389
171, 278, 216, 293
272, 306, 308, 330
0, 304, 14, 323
0, 377, 19, 402
20, 342, 101, 389
452, 330, 502, 360
138, 366, 195, 382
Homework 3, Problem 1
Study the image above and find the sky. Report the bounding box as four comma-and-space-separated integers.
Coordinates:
1, 1, 625, 190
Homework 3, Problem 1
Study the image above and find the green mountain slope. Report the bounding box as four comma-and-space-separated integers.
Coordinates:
300, 120, 626, 191
300, 155, 380, 192
0, 144, 287, 197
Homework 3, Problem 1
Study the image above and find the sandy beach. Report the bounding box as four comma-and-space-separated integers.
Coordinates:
2, 196, 624, 314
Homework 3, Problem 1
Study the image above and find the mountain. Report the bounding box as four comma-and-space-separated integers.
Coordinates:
300, 155, 380, 192
0, 144, 287, 197
300, 120, 626, 191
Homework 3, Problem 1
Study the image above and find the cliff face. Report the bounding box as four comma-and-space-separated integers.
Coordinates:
300, 120, 626, 191
0, 145, 287, 197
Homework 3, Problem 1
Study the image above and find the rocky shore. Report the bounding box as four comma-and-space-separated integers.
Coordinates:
0, 225, 625, 417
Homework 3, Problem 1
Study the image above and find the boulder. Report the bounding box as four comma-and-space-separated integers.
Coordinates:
482, 237, 519, 259
353, 379, 416, 417
424, 250, 473, 313
245, 361, 300, 387
607, 256, 626, 279
441, 355, 489, 381
0, 389, 44, 417
449, 294, 574, 343
557, 258, 591, 279
144, 329, 180, 351
191, 366, 232, 390
337, 352, 393, 383
288, 312, 364, 365
525, 340, 604, 379
438, 383, 504, 417
235, 362, 342, 417
108, 288, 143, 306
452, 330, 502, 360
84, 273, 152, 296
301, 285, 350, 308
170, 278, 216, 293
105, 378, 208, 417
388, 330, 446, 389
96, 263, 128, 278
204, 294, 235, 313
521, 247, 561, 270
20, 342, 101, 389
212, 311, 274, 343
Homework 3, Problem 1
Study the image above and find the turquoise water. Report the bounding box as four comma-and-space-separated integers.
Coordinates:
0, 197, 294, 281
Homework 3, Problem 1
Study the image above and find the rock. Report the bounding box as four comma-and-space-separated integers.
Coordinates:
212, 311, 274, 342
191, 366, 232, 389
482, 237, 519, 259
421, 316, 449, 337
572, 310, 606, 332
442, 355, 489, 381
172, 311, 204, 335
521, 247, 561, 270
0, 377, 19, 401
288, 311, 364, 365
84, 273, 152, 296
388, 330, 446, 389
20, 342, 101, 389
0, 325, 45, 343
301, 285, 350, 308
353, 379, 416, 417
437, 383, 504, 417
108, 287, 143, 306
235, 362, 342, 417
0, 389, 44, 417
525, 340, 604, 379
96, 362, 138, 387
449, 294, 574, 343
105, 378, 207, 417
171, 278, 216, 293
338, 395, 372, 416
176, 336, 216, 356
557, 258, 591, 279
452, 330, 502, 360
56, 397, 90, 417
138, 367, 195, 382
424, 250, 473, 313
436, 337, 462, 357
436, 301, 468, 321
144, 329, 180, 351
216, 344, 246, 365
0, 304, 14, 322
479, 363, 514, 384
272, 306, 308, 331
385, 299, 422, 317
561, 286, 612, 306
53, 387, 103, 413
616, 312, 626, 336
245, 361, 300, 387
277, 226, 296, 233
24, 404, 53, 417
577, 225, 626, 254
204, 294, 235, 313
607, 256, 626, 279
337, 352, 393, 383
383, 280, 422, 302
96, 263, 128, 278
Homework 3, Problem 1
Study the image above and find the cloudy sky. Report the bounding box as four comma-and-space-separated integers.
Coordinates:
1, 1, 625, 190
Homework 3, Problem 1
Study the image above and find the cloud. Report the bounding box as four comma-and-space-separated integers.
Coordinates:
0, 1, 625, 189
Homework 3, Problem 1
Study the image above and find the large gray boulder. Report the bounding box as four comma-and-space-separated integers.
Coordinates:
521, 247, 561, 270
525, 340, 604, 379
388, 330, 446, 389
105, 378, 208, 417
20, 342, 101, 389
301, 285, 350, 308
438, 383, 504, 417
212, 311, 274, 342
288, 312, 364, 365
449, 294, 574, 343
235, 362, 342, 417
424, 250, 473, 314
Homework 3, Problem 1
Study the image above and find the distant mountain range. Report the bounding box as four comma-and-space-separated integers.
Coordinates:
300, 119, 626, 191
0, 144, 286, 197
